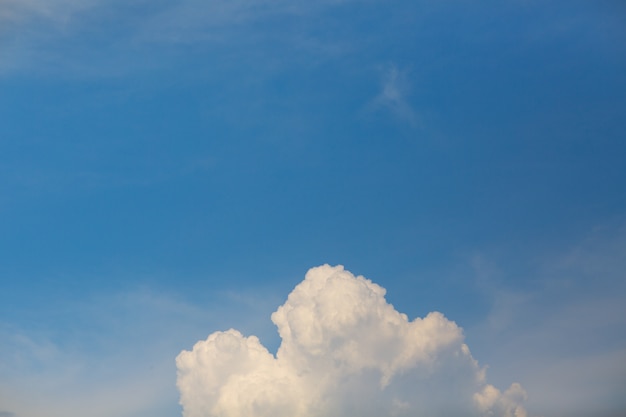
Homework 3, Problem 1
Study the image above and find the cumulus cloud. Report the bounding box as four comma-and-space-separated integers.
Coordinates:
176, 265, 527, 417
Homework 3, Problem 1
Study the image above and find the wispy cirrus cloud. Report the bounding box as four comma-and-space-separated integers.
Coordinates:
368, 65, 419, 127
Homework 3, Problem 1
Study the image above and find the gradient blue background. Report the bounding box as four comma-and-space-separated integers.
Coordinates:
1, 1, 625, 416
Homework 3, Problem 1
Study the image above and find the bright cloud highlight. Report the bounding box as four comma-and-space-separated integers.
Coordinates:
176, 265, 528, 417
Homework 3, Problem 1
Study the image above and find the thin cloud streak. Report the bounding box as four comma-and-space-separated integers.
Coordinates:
0, 0, 349, 75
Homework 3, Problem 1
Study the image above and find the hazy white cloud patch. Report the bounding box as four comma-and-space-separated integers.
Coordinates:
466, 223, 626, 417
177, 264, 527, 417
0, 286, 246, 417
368, 65, 419, 127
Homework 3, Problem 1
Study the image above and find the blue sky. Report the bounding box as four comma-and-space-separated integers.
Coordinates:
1, 1, 625, 416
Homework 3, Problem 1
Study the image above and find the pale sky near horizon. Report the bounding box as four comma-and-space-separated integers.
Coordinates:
1, 1, 626, 417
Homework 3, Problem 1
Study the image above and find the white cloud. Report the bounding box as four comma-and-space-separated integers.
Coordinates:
177, 264, 527, 417
368, 65, 419, 127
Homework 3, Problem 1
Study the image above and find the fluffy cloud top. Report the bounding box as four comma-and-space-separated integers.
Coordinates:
176, 265, 527, 417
